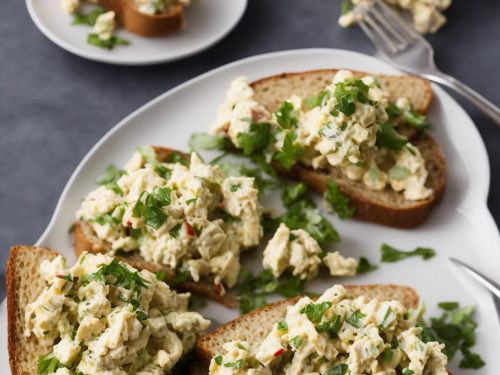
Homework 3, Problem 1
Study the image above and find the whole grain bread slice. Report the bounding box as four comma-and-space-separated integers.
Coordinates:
98, 0, 184, 37
191, 284, 420, 374
7, 245, 58, 375
74, 146, 238, 308
7, 246, 200, 374
251, 70, 446, 228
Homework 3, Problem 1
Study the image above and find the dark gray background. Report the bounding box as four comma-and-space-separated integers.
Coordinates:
1, 0, 499, 299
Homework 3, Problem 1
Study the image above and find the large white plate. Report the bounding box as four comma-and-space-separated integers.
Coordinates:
26, 0, 247, 65
2, 49, 499, 374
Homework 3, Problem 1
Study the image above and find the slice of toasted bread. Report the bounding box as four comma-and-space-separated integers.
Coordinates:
251, 70, 446, 228
74, 146, 238, 308
191, 284, 420, 374
7, 246, 58, 375
98, 0, 184, 37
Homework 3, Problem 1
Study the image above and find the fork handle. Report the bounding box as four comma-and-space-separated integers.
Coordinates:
423, 71, 500, 126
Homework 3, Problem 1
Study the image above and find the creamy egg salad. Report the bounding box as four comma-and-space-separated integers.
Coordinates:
209, 285, 448, 375
77, 148, 262, 290
263, 223, 358, 280
211, 71, 432, 201
93, 11, 116, 41
338, 0, 452, 34
25, 252, 210, 375
134, 0, 190, 15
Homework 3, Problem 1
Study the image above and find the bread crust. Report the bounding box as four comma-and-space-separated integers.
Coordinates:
251, 69, 446, 228
74, 146, 238, 308
97, 0, 184, 37
7, 246, 58, 375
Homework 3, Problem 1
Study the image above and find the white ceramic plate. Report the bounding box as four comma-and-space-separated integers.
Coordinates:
26, 0, 247, 65
2, 49, 499, 374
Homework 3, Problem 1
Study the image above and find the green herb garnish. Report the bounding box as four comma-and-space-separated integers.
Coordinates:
236, 123, 272, 156
37, 355, 65, 375
356, 257, 378, 274
275, 101, 298, 129
324, 363, 348, 375
87, 34, 129, 50
303, 90, 330, 110
300, 302, 332, 323
272, 131, 304, 171
346, 310, 366, 328
189, 133, 231, 151
381, 243, 436, 263
289, 335, 304, 349
324, 178, 355, 219
72, 7, 106, 25
376, 122, 408, 151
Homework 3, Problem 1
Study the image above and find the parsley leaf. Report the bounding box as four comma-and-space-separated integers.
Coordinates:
346, 310, 366, 328
87, 34, 129, 50
378, 308, 396, 330
214, 355, 223, 365
37, 355, 65, 375
303, 90, 330, 110
282, 182, 311, 207
289, 335, 304, 349
97, 164, 125, 195
216, 161, 275, 192
277, 320, 288, 332
273, 131, 304, 170
324, 363, 348, 375
275, 101, 298, 129
189, 132, 231, 151
236, 122, 272, 156
381, 243, 436, 263
386, 103, 431, 131
132, 189, 171, 230
237, 269, 305, 314
315, 314, 343, 338
171, 267, 191, 286
72, 7, 106, 25
324, 178, 355, 219
418, 302, 484, 368
356, 257, 378, 274
223, 359, 244, 369
402, 370, 415, 375
300, 302, 332, 323
376, 122, 408, 151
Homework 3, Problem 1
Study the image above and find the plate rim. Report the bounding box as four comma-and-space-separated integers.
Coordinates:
25, 0, 248, 66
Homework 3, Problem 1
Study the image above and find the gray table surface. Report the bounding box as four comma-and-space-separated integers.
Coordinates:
1, 0, 499, 300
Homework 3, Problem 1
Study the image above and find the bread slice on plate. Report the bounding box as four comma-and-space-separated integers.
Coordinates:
191, 284, 420, 374
74, 146, 238, 308
98, 0, 184, 37
251, 69, 446, 228
7, 246, 58, 375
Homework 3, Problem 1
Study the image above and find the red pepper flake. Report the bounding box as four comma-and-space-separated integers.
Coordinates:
218, 201, 225, 209
274, 348, 285, 357
223, 126, 229, 134
185, 221, 195, 237
126, 220, 133, 228
215, 283, 223, 295
251, 109, 265, 121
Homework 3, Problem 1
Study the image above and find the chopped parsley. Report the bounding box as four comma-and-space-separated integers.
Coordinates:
214, 355, 223, 365
386, 103, 431, 131
340, 0, 354, 15
171, 267, 191, 286
237, 269, 306, 314
315, 314, 343, 338
230, 183, 241, 192
188, 132, 231, 151
289, 335, 304, 349
356, 257, 378, 274
155, 271, 167, 281
324, 178, 355, 219
223, 359, 244, 369
72, 7, 106, 26
402, 370, 415, 375
216, 160, 275, 192
272, 131, 304, 170
376, 122, 408, 151
275, 101, 298, 129
418, 302, 485, 369
132, 189, 172, 230
87, 34, 129, 50
37, 355, 65, 375
381, 243, 436, 263
169, 223, 183, 238
303, 90, 330, 110
97, 164, 125, 195
378, 308, 396, 330
346, 310, 366, 328
236, 122, 272, 156
282, 182, 311, 207
324, 363, 348, 375
277, 320, 288, 332
300, 302, 332, 323
331, 78, 377, 117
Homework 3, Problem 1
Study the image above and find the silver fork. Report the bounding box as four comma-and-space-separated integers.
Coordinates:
356, 0, 500, 126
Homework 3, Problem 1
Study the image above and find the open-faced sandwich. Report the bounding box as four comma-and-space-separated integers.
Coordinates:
204, 69, 446, 228
192, 284, 450, 375
60, 0, 190, 49
7, 245, 210, 375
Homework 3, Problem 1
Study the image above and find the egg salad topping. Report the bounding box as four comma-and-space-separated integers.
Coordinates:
338, 0, 452, 34
212, 71, 433, 201
25, 252, 210, 375
134, 0, 190, 15
209, 285, 448, 375
262, 223, 358, 280
77, 148, 263, 288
